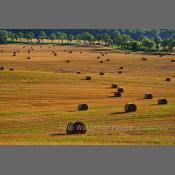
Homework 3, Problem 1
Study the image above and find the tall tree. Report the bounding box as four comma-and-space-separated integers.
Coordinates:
38, 31, 46, 43
67, 34, 74, 44
142, 37, 155, 52
25, 32, 34, 42
59, 33, 67, 43
49, 33, 56, 43
0, 30, 9, 44
17, 32, 24, 41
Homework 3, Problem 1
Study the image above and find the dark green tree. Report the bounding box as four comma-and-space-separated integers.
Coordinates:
0, 30, 9, 44
38, 31, 46, 42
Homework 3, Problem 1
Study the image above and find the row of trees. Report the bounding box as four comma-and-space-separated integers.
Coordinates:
0, 29, 175, 52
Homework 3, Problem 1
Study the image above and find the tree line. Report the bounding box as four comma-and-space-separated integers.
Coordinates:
0, 29, 175, 52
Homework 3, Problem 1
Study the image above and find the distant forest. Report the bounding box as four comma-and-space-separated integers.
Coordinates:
5, 29, 175, 39
0, 29, 175, 52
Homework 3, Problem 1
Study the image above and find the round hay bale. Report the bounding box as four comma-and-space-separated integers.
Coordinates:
1, 50, 3, 52
54, 53, 57, 56
80, 52, 82, 54
118, 71, 122, 74
0, 67, 4, 70
119, 66, 123, 69
111, 84, 118, 88
78, 104, 88, 111
96, 56, 100, 59
13, 54, 16, 56
64, 49, 66, 52
23, 46, 25, 48
158, 98, 168, 105
66, 121, 86, 134
106, 59, 110, 61
114, 91, 121, 97
124, 103, 137, 112
105, 53, 108, 55
101, 53, 105, 56
165, 78, 171, 81
17, 50, 20, 53
144, 93, 153, 99
171, 59, 175, 62
76, 71, 81, 74
66, 60, 70, 63
69, 51, 73, 53
100, 61, 103, 63
9, 68, 14, 71
142, 57, 147, 61
27, 56, 31, 59
85, 76, 91, 80
99, 72, 104, 75
117, 87, 124, 93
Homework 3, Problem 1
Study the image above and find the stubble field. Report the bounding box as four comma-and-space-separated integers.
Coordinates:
0, 44, 175, 145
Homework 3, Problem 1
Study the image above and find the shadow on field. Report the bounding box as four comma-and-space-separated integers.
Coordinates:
136, 98, 144, 100
150, 104, 160, 106
50, 133, 67, 136
106, 96, 120, 98
111, 111, 126, 115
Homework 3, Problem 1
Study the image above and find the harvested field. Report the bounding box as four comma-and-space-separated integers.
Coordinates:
0, 44, 175, 145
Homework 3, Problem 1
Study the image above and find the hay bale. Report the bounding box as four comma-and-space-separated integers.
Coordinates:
142, 57, 147, 61
117, 87, 124, 93
0, 67, 4, 70
85, 76, 91, 80
64, 50, 66, 52
111, 84, 118, 88
158, 98, 168, 105
165, 78, 171, 81
114, 91, 121, 97
118, 71, 122, 74
99, 72, 104, 75
96, 56, 100, 59
100, 61, 103, 63
124, 103, 137, 112
27, 56, 31, 59
54, 53, 57, 56
171, 59, 175, 62
76, 71, 81, 74
0, 50, 3, 52
66, 121, 86, 134
105, 53, 108, 55
66, 60, 70, 63
9, 68, 14, 71
13, 52, 16, 56
106, 59, 110, 61
101, 53, 105, 56
78, 104, 88, 111
69, 51, 73, 53
23, 46, 25, 48
80, 52, 82, 54
119, 66, 123, 69
144, 93, 153, 99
